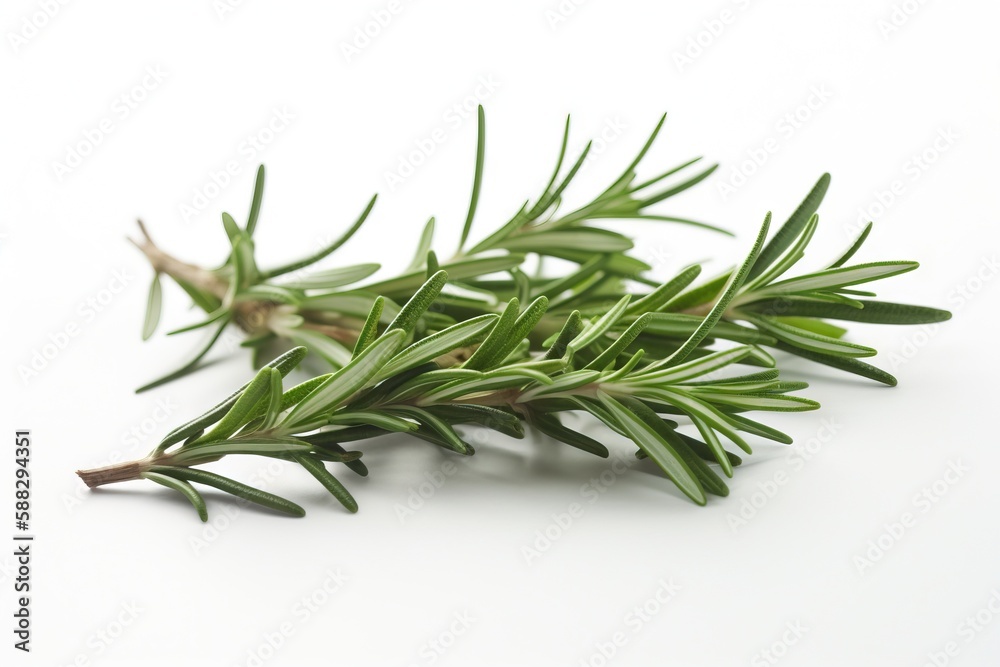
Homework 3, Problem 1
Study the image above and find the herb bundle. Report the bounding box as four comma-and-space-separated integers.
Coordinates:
78, 109, 950, 519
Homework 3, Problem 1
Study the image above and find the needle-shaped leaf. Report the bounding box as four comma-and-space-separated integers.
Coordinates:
626, 265, 702, 315
407, 217, 436, 271
136, 317, 231, 393
648, 212, 770, 370
280, 263, 381, 290
141, 471, 208, 521
386, 406, 471, 454
384, 270, 448, 336
459, 106, 486, 251
262, 194, 378, 279
292, 453, 358, 513
568, 295, 631, 353
496, 228, 633, 253
598, 392, 705, 504
152, 466, 305, 517
531, 412, 609, 458
194, 366, 281, 443
756, 261, 919, 296
246, 165, 265, 236
376, 313, 498, 380
619, 397, 729, 497
463, 298, 520, 370
741, 298, 951, 325
585, 313, 653, 370
261, 368, 284, 430
352, 295, 384, 358
748, 173, 830, 281
141, 273, 162, 341
284, 329, 406, 427
744, 313, 877, 358
829, 222, 872, 268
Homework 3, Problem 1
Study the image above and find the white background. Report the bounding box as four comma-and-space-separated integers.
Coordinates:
2, 1, 999, 665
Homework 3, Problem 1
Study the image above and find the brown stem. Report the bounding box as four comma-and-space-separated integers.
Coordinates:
76, 459, 152, 488
130, 221, 229, 301
130, 220, 277, 334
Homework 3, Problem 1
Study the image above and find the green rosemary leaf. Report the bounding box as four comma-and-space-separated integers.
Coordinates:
530, 412, 609, 458
463, 298, 520, 370
534, 141, 592, 217
308, 440, 368, 477
543, 310, 584, 360
773, 317, 847, 339
286, 328, 352, 367
165, 307, 230, 336
598, 392, 705, 504
261, 194, 378, 279
352, 296, 384, 358
724, 413, 793, 444
485, 296, 549, 369
743, 213, 819, 292
748, 173, 830, 281
174, 277, 222, 313
298, 291, 399, 320
534, 256, 607, 300
285, 329, 406, 427
292, 453, 358, 513
141, 471, 208, 521
245, 165, 265, 236
237, 285, 303, 305
518, 369, 602, 402
626, 265, 701, 315
496, 228, 633, 254
618, 397, 728, 497
386, 406, 471, 454
757, 261, 919, 296
772, 341, 898, 386
327, 410, 418, 433
141, 273, 162, 341
222, 211, 240, 242
384, 270, 448, 335
741, 298, 952, 325
629, 346, 752, 384
156, 347, 307, 450
152, 466, 305, 517
743, 313, 877, 358
543, 249, 652, 277
666, 271, 730, 311
585, 313, 652, 370
194, 366, 280, 443
459, 105, 486, 251
173, 437, 313, 463
425, 405, 524, 439
568, 295, 631, 353
642, 313, 775, 345
641, 163, 719, 206
375, 313, 498, 380
829, 221, 873, 268
407, 217, 436, 272
606, 113, 666, 193
136, 318, 230, 393
280, 263, 381, 291
684, 389, 819, 412
261, 369, 284, 430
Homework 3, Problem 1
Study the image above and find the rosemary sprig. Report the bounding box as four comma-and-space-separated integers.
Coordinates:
79, 252, 822, 517
132, 109, 724, 391
132, 110, 947, 394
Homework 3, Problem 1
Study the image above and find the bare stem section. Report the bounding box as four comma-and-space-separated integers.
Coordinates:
130, 220, 229, 300
76, 459, 151, 488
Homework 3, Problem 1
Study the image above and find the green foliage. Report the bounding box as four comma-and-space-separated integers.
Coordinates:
91, 109, 950, 521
